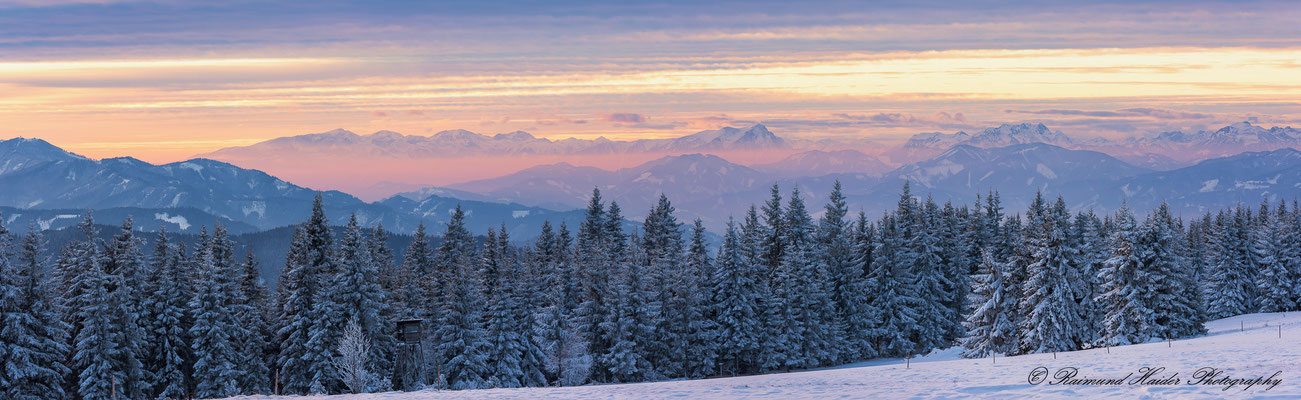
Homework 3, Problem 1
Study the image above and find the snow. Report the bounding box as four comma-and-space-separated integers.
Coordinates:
37, 214, 78, 230
1235, 180, 1270, 190
512, 210, 530, 219
1035, 163, 1057, 179
242, 201, 267, 218
1120, 183, 1138, 197
1199, 179, 1219, 193
154, 212, 192, 230
180, 161, 205, 173
223, 312, 1301, 400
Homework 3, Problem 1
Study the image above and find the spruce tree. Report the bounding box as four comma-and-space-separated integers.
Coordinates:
1097, 203, 1150, 346
189, 241, 238, 399
1254, 203, 1294, 313
331, 214, 393, 391
72, 253, 120, 400
1018, 196, 1084, 353
275, 225, 317, 394
785, 188, 838, 366
104, 217, 151, 398
842, 212, 879, 362
482, 228, 525, 388
401, 222, 434, 320
868, 214, 921, 357
604, 233, 655, 383
1205, 210, 1254, 318
236, 251, 273, 394
912, 197, 954, 354
961, 250, 1018, 357
3, 222, 71, 400
145, 228, 191, 399
711, 219, 761, 376
435, 208, 489, 389
819, 181, 861, 363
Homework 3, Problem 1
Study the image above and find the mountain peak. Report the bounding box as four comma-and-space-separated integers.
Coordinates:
0, 137, 89, 162
493, 131, 537, 141
967, 123, 1070, 147
320, 128, 357, 137
431, 129, 483, 140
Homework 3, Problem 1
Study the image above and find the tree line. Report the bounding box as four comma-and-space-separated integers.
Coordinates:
1, 182, 1299, 398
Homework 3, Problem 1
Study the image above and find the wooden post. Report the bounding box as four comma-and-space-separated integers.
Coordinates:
112, 377, 117, 400
906, 352, 910, 369
1053, 351, 1056, 359
275, 370, 280, 395
992, 353, 995, 364
1242, 320, 1244, 332
1106, 345, 1109, 354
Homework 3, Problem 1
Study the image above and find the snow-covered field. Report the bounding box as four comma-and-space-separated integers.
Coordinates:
232, 312, 1300, 399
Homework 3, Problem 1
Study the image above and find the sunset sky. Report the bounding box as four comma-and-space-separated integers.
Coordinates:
3, 0, 1300, 163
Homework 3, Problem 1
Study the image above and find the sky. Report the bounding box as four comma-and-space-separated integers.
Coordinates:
2, 0, 1300, 163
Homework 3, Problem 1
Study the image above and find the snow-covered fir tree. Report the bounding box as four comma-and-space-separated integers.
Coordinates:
2, 221, 71, 400
1018, 196, 1085, 354
711, 218, 762, 376
144, 227, 191, 399
434, 207, 490, 390
961, 250, 1018, 357
103, 217, 152, 399
330, 214, 393, 392
1253, 202, 1295, 313
11, 180, 1292, 395
1097, 203, 1151, 346
189, 236, 239, 399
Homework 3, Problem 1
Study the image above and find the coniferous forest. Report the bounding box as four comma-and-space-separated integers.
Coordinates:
3, 181, 1301, 399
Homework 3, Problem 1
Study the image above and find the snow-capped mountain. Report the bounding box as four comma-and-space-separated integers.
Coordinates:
1101, 122, 1301, 165
1105, 148, 1301, 216
885, 123, 1072, 163
0, 138, 373, 231
868, 143, 1150, 213
0, 137, 631, 239
886, 143, 1146, 191
753, 149, 894, 177
423, 141, 1301, 231
428, 154, 772, 227
201, 124, 790, 161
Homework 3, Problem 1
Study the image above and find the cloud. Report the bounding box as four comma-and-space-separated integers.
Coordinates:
1005, 108, 1215, 120
831, 111, 969, 127
606, 112, 647, 124
1120, 108, 1214, 120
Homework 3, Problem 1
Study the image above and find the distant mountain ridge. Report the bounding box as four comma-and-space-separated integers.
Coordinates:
201, 124, 790, 160
6, 123, 1301, 236
890, 121, 1301, 169
0, 137, 638, 239
411, 142, 1301, 230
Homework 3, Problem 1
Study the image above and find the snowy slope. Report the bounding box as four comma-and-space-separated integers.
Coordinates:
228, 312, 1300, 399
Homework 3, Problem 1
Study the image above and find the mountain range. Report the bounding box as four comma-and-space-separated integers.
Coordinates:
5, 120, 1301, 237
0, 138, 636, 239
201, 124, 790, 160
887, 121, 1301, 170
410, 142, 1301, 229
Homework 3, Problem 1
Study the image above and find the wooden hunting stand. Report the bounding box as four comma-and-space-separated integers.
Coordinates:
393, 319, 426, 391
